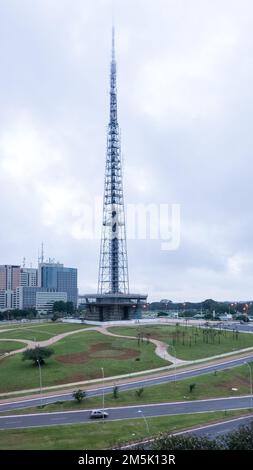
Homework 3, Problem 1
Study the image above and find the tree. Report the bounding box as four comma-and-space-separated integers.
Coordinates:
152, 434, 221, 450
189, 383, 196, 393
236, 314, 249, 322
113, 385, 119, 399
0, 308, 37, 321
150, 423, 253, 451
53, 301, 66, 313
52, 301, 74, 316
65, 301, 74, 315
135, 387, 144, 398
221, 422, 253, 450
51, 312, 62, 322
73, 389, 86, 403
22, 347, 54, 366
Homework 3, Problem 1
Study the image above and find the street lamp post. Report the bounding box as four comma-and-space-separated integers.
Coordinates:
37, 359, 43, 408
101, 367, 105, 423
138, 409, 150, 434
245, 362, 253, 409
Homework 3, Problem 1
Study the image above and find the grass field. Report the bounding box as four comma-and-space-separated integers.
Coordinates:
0, 321, 62, 331
108, 325, 253, 360
0, 323, 32, 330
0, 341, 26, 354
0, 322, 90, 341
2, 361, 252, 416
0, 322, 51, 330
0, 410, 250, 450
0, 331, 167, 393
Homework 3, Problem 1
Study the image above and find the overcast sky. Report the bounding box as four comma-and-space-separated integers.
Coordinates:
0, 0, 253, 302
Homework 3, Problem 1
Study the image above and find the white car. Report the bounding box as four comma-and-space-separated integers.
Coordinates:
89, 409, 109, 419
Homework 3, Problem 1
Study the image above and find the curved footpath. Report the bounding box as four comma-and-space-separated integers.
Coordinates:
1, 324, 253, 403
0, 325, 185, 364
0, 327, 98, 357
97, 326, 186, 364
2, 324, 253, 367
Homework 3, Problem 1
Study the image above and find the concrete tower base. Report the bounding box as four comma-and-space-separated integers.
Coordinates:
84, 293, 148, 322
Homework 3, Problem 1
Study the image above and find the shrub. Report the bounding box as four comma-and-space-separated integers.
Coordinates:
72, 389, 86, 403
189, 383, 196, 393
135, 387, 144, 398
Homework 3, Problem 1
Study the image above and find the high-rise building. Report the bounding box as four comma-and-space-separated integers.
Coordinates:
15, 286, 45, 310
84, 29, 147, 321
38, 262, 78, 306
38, 262, 63, 289
20, 268, 38, 287
57, 267, 77, 306
0, 265, 21, 309
0, 265, 20, 290
0, 261, 78, 311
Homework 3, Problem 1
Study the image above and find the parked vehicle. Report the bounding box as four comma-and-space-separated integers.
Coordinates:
89, 410, 109, 419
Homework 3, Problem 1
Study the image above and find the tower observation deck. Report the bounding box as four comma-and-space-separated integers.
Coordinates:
84, 28, 147, 321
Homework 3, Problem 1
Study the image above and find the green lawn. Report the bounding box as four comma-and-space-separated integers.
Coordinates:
2, 362, 252, 416
0, 322, 90, 341
0, 341, 25, 353
0, 331, 167, 393
108, 325, 253, 360
0, 321, 57, 331
0, 323, 29, 330
0, 410, 250, 450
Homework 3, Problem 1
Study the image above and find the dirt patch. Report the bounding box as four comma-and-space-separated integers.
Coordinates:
55, 342, 138, 364
57, 373, 87, 383
55, 370, 102, 385
217, 375, 249, 390
56, 351, 89, 364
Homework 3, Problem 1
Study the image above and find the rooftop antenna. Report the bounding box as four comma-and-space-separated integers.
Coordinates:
22, 257, 26, 268
41, 242, 44, 264
111, 0, 116, 62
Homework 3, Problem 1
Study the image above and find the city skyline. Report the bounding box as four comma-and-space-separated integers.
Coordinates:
0, 260, 78, 312
0, 0, 253, 302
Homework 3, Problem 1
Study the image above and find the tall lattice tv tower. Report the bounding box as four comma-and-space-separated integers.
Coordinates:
84, 28, 147, 321
98, 27, 129, 295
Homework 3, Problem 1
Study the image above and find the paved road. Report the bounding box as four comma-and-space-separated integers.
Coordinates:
223, 323, 253, 333
189, 414, 253, 439
124, 414, 253, 449
1, 352, 253, 413
122, 415, 253, 450
0, 396, 252, 430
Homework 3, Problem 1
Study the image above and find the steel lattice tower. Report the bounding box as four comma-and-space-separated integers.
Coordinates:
98, 28, 129, 295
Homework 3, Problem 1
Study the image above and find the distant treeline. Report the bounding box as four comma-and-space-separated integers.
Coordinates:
148, 299, 253, 316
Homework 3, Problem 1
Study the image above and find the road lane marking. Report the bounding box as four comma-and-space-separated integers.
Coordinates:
0, 396, 252, 420
1, 352, 253, 408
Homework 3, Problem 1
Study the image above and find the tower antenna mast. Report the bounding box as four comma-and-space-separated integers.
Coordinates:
98, 27, 129, 294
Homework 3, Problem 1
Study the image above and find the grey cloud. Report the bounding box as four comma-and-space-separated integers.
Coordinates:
0, 0, 253, 301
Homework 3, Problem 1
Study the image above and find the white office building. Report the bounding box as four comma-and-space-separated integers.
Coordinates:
36, 291, 67, 315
